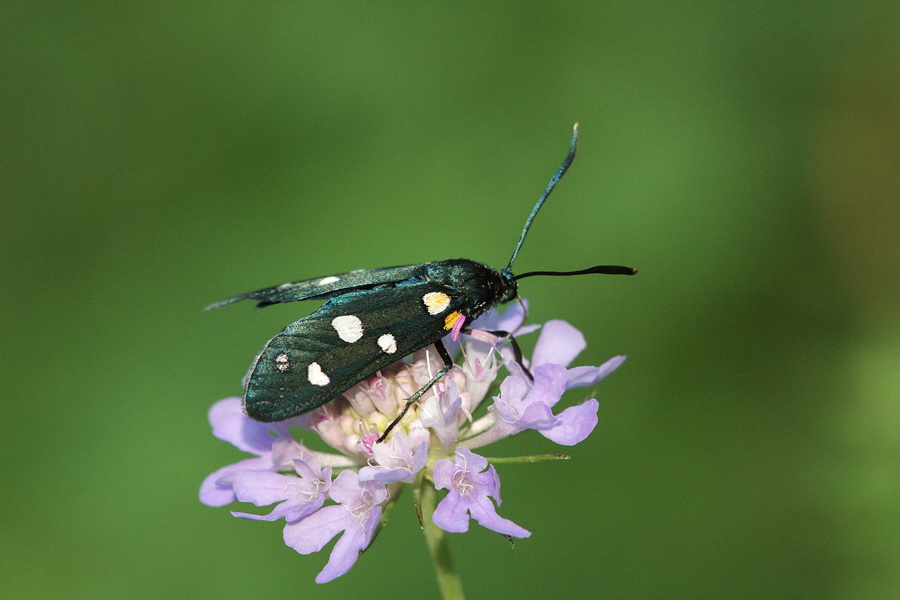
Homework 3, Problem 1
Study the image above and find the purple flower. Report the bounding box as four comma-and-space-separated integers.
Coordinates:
201, 302, 627, 583
464, 320, 625, 448
432, 447, 530, 538
283, 470, 388, 584
492, 364, 598, 446
231, 456, 331, 522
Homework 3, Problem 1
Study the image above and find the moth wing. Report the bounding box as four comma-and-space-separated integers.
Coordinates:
242, 281, 469, 422
205, 263, 429, 310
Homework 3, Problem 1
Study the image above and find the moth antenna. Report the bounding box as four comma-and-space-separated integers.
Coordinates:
514, 265, 637, 280
507, 123, 579, 271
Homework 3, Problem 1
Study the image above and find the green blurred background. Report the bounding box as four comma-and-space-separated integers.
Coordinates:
2, 2, 897, 598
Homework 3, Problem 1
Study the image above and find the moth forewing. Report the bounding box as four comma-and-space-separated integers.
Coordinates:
241, 278, 476, 422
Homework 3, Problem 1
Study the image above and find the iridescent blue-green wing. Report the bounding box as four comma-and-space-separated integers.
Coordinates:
242, 280, 470, 422
205, 263, 429, 310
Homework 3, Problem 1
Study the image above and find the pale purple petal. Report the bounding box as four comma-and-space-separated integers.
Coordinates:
493, 300, 527, 332
459, 446, 488, 472
432, 455, 457, 489
200, 434, 308, 506
199, 457, 268, 507
493, 375, 529, 419
209, 397, 285, 455
230, 509, 279, 521
524, 364, 568, 409
283, 505, 349, 554
474, 299, 541, 337
537, 399, 599, 445
326, 469, 364, 505
465, 329, 502, 345
515, 323, 541, 336
516, 400, 558, 429
363, 456, 424, 485
232, 471, 297, 506
232, 496, 324, 522
566, 355, 626, 389
531, 320, 586, 368
268, 438, 310, 469
315, 505, 381, 584
432, 487, 469, 532
467, 494, 530, 538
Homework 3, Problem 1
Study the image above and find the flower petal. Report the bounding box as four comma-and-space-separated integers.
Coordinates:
517, 401, 557, 430
538, 399, 599, 446
199, 457, 268, 507
468, 495, 531, 538
531, 320, 586, 368
283, 505, 348, 554
566, 355, 626, 389
456, 446, 488, 473
493, 375, 529, 422
525, 363, 569, 409
432, 489, 470, 533
315, 506, 381, 584
232, 471, 297, 506
231, 494, 324, 522
209, 397, 284, 455
432, 457, 456, 491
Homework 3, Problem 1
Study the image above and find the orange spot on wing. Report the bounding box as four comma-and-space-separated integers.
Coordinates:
443, 311, 463, 330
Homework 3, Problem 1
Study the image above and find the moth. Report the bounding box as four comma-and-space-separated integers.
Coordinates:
207, 125, 635, 440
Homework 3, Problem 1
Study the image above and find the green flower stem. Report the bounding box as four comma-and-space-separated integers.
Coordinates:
485, 453, 570, 464
418, 480, 465, 600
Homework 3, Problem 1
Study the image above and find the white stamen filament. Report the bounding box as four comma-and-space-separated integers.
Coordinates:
451, 467, 473, 497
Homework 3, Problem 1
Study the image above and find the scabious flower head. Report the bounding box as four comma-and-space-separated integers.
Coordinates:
200, 301, 626, 583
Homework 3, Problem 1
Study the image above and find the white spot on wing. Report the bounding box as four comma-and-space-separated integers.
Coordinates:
307, 362, 330, 386
422, 291, 451, 315
274, 352, 291, 372
318, 276, 340, 285
332, 315, 364, 343
378, 333, 398, 354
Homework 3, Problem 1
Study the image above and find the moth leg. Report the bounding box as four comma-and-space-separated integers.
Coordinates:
378, 340, 454, 442
469, 328, 534, 382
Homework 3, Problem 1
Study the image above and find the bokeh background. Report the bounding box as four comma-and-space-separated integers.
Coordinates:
2, 2, 897, 598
